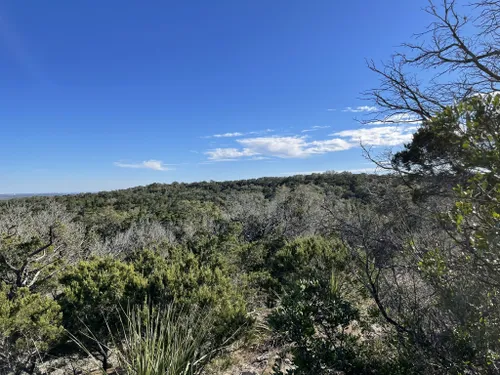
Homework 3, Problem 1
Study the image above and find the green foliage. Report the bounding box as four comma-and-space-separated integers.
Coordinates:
184, 224, 244, 273
271, 236, 350, 286
60, 249, 249, 367
0, 170, 417, 373
400, 96, 500, 372
60, 257, 147, 327
267, 235, 406, 374
270, 276, 408, 375
0, 283, 64, 373
237, 241, 269, 273
394, 94, 500, 176
59, 257, 147, 367
83, 205, 135, 239
269, 277, 359, 374
131, 249, 249, 343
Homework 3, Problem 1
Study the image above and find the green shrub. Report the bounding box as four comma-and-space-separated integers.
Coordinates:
59, 257, 147, 368
269, 276, 410, 375
271, 236, 350, 290
131, 249, 250, 343
0, 283, 63, 374
269, 236, 411, 374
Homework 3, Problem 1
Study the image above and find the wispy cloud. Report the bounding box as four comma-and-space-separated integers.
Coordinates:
114, 160, 172, 171
204, 148, 257, 161
327, 108, 336, 112
250, 156, 271, 161
237, 137, 309, 158
203, 129, 273, 139
212, 132, 245, 138
301, 125, 331, 133
342, 106, 378, 113
332, 125, 417, 146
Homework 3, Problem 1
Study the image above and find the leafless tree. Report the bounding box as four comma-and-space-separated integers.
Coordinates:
270, 185, 326, 239
0, 200, 86, 298
225, 192, 275, 241
90, 220, 176, 257
226, 186, 327, 241
365, 0, 500, 123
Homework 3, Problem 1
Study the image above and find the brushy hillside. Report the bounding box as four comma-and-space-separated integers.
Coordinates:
1, 171, 401, 374
2, 0, 500, 373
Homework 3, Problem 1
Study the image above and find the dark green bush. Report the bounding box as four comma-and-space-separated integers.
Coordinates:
131, 249, 250, 343
271, 236, 350, 290
0, 283, 64, 374
269, 275, 412, 375
59, 257, 147, 368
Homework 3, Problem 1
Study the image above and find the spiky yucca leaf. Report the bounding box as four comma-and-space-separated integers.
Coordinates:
70, 303, 220, 375
114, 304, 216, 375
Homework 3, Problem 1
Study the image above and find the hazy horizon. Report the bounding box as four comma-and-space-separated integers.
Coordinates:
0, 168, 381, 195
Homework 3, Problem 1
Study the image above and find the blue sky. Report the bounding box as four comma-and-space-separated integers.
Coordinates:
0, 0, 431, 193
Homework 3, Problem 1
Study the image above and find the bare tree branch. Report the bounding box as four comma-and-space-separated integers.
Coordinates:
365, 0, 500, 125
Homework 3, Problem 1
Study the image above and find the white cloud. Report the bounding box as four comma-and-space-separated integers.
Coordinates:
327, 108, 336, 112
206, 136, 352, 161
301, 125, 331, 133
205, 148, 257, 161
368, 113, 422, 125
202, 132, 244, 139
203, 129, 274, 139
114, 160, 172, 171
204, 125, 418, 161
332, 125, 417, 146
342, 106, 378, 113
307, 138, 353, 153
212, 132, 244, 138
250, 156, 271, 160
237, 137, 309, 158
472, 91, 500, 99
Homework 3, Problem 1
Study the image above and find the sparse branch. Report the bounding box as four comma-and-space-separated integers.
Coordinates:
27, 226, 54, 259
0, 226, 60, 298
366, 0, 500, 125
364, 58, 446, 123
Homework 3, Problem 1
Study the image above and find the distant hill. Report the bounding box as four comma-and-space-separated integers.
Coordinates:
0, 193, 66, 200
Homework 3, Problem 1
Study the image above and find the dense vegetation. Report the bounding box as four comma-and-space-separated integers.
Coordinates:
2, 1, 500, 374
0, 171, 390, 374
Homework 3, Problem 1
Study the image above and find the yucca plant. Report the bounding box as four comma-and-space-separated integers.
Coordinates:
114, 304, 216, 375
71, 303, 223, 375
